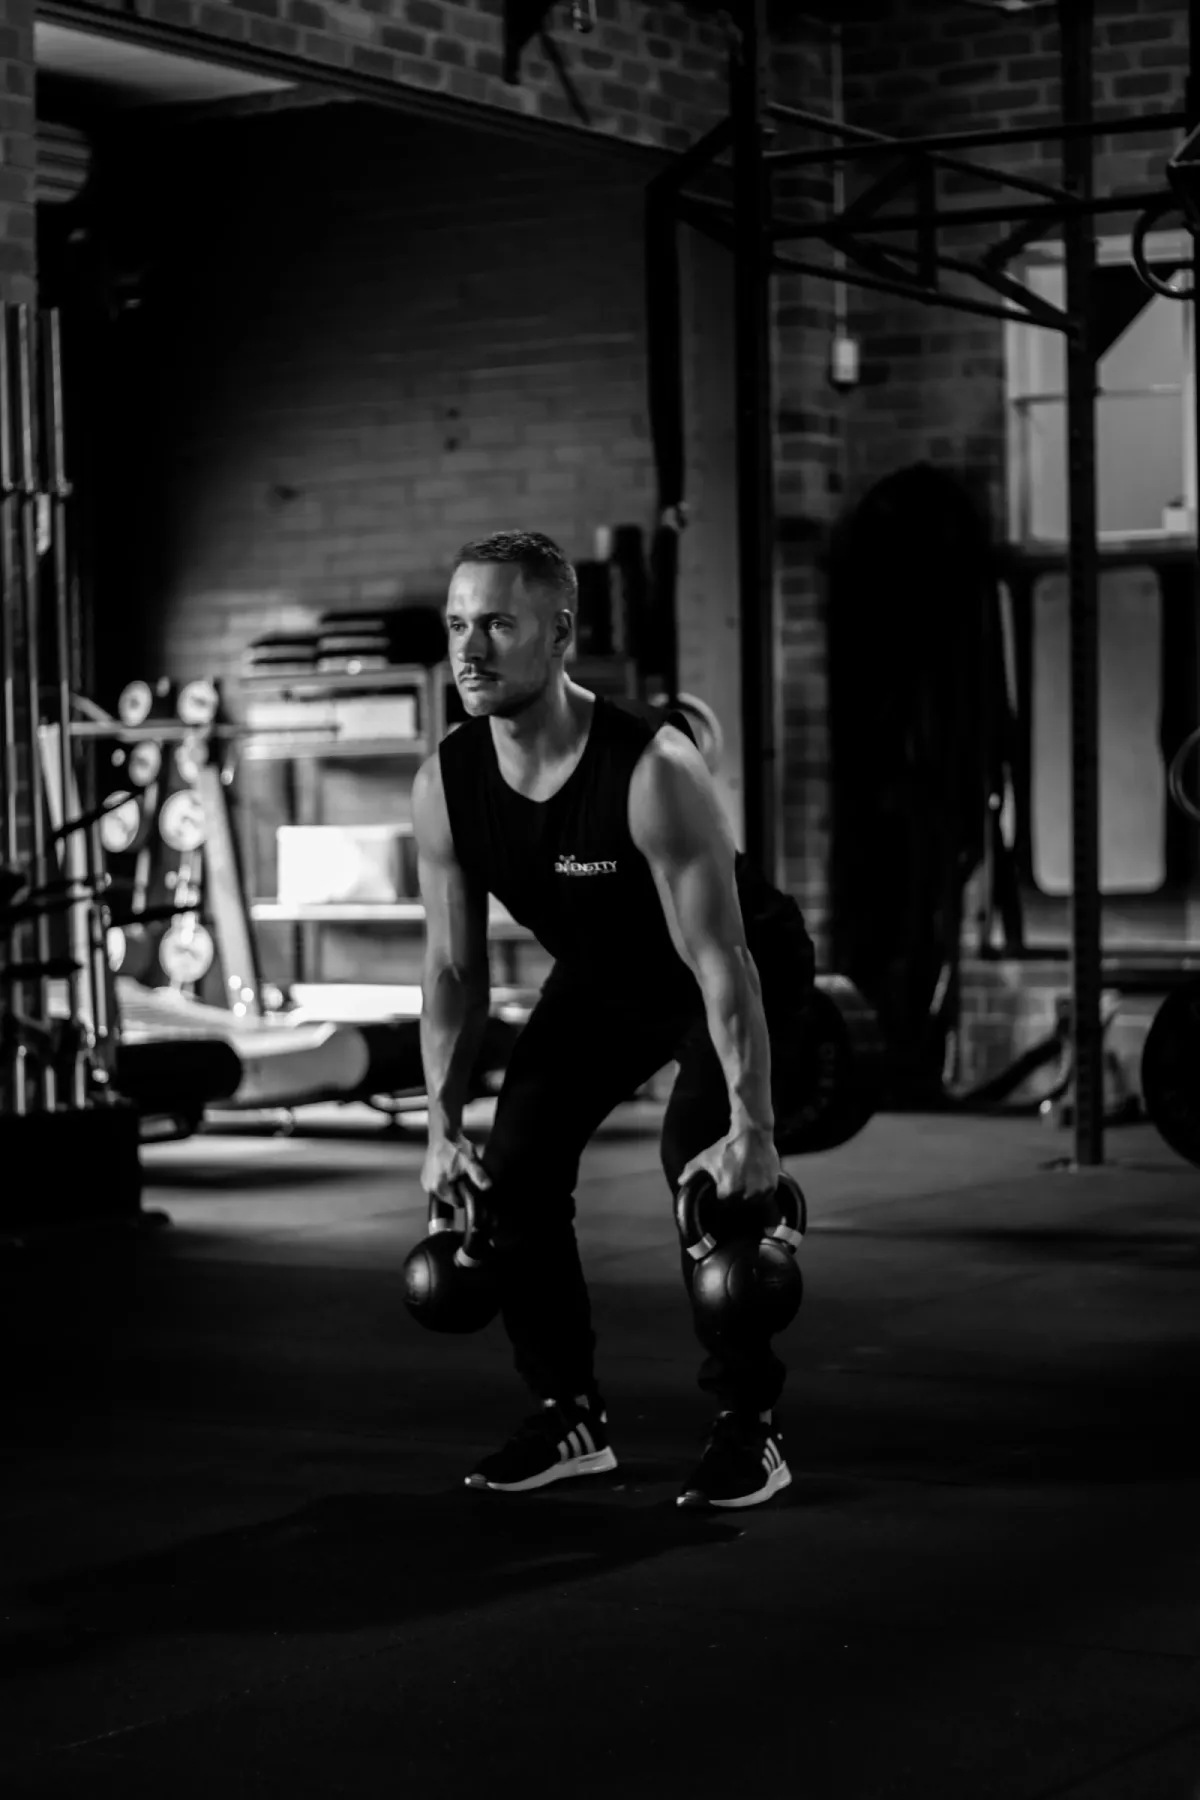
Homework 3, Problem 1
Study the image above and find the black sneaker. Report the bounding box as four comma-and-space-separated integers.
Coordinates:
465, 1397, 617, 1493
677, 1410, 791, 1510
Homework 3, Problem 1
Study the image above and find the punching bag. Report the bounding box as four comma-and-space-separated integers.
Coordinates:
827, 463, 1008, 1102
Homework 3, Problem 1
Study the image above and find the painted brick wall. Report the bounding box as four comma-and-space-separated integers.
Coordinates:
63, 0, 732, 154
839, 0, 1187, 516
953, 956, 1159, 1121
81, 6, 844, 925
97, 101, 667, 680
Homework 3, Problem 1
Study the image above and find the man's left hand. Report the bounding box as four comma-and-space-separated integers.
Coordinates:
679, 1127, 781, 1203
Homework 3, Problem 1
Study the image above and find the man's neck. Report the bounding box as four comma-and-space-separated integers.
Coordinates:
490, 679, 593, 767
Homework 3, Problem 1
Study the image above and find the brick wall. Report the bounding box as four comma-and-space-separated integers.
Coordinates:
840, 0, 1187, 514
80, 13, 841, 943
952, 956, 1160, 1123
61, 0, 732, 154
93, 101, 670, 680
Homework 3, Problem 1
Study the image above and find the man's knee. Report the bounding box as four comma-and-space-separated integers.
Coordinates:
478, 1152, 580, 1253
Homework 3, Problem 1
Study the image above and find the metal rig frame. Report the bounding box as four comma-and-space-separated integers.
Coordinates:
648, 0, 1200, 1170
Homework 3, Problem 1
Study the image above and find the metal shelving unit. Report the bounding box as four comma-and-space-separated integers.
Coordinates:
240, 654, 638, 1010
251, 899, 529, 931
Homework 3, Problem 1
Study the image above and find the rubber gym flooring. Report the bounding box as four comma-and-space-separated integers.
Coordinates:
1, 1103, 1199, 1799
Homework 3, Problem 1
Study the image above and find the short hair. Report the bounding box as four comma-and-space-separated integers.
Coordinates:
454, 530, 577, 614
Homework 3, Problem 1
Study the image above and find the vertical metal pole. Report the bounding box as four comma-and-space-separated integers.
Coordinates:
1059, 0, 1103, 1166
0, 308, 19, 867
1189, 0, 1200, 975
731, 0, 777, 879
1, 306, 30, 1113
15, 304, 56, 1109
644, 182, 685, 703
44, 310, 90, 1107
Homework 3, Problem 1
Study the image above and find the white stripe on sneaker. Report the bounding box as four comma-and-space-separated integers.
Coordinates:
577, 1422, 595, 1456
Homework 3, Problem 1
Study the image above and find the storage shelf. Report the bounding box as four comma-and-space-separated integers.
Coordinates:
252, 900, 532, 939
238, 656, 635, 697
70, 720, 236, 743
240, 735, 428, 762
238, 666, 436, 695
288, 982, 538, 1024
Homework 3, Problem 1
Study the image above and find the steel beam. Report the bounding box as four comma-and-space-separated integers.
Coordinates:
731, 0, 777, 883
767, 97, 1075, 207
772, 247, 1056, 328
765, 104, 1189, 168
829, 235, 1070, 330
1060, 0, 1104, 1167
773, 189, 1174, 242
647, 118, 735, 202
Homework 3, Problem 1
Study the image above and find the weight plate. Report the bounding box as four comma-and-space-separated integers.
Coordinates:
159, 919, 215, 985
175, 736, 209, 784
177, 678, 219, 726
773, 973, 886, 1156
117, 680, 153, 727
159, 789, 207, 852
126, 740, 162, 788
99, 790, 143, 855
1141, 977, 1200, 1168
106, 924, 126, 972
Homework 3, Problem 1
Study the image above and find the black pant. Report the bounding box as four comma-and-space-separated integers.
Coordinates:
480, 939, 815, 1415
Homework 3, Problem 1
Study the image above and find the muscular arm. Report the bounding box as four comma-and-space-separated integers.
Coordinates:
629, 730, 774, 1140
412, 753, 492, 1145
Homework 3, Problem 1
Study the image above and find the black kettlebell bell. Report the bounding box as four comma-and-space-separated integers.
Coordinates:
403, 1179, 500, 1335
675, 1170, 807, 1340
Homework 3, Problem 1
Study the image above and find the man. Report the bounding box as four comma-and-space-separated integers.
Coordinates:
413, 530, 816, 1510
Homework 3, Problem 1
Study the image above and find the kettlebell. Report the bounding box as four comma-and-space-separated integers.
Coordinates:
403, 1179, 500, 1335
675, 1170, 807, 1340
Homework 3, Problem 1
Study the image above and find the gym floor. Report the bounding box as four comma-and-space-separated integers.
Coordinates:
1, 1106, 1199, 1799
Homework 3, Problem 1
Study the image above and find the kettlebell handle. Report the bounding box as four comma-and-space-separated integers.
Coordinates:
675, 1170, 806, 1263
426, 1179, 492, 1268
765, 1174, 807, 1254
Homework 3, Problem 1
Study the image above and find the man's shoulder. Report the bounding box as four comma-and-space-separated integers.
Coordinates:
438, 716, 490, 769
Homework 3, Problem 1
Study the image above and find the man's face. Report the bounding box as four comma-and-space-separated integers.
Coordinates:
446, 562, 569, 719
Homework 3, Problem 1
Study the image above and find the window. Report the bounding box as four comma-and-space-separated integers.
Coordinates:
1006, 233, 1195, 545
1029, 565, 1166, 895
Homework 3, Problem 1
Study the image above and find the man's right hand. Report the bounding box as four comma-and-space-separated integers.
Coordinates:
420, 1132, 493, 1205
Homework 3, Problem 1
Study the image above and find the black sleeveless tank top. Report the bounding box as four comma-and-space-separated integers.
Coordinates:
437, 694, 812, 1006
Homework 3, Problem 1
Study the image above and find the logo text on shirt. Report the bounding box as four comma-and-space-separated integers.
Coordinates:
555, 854, 617, 876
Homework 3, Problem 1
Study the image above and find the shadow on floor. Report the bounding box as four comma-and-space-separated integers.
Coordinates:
143, 1165, 400, 1194
7, 1487, 738, 1671
825, 1224, 1200, 1271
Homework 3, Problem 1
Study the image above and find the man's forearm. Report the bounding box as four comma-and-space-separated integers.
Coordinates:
420, 963, 491, 1144
695, 947, 774, 1138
